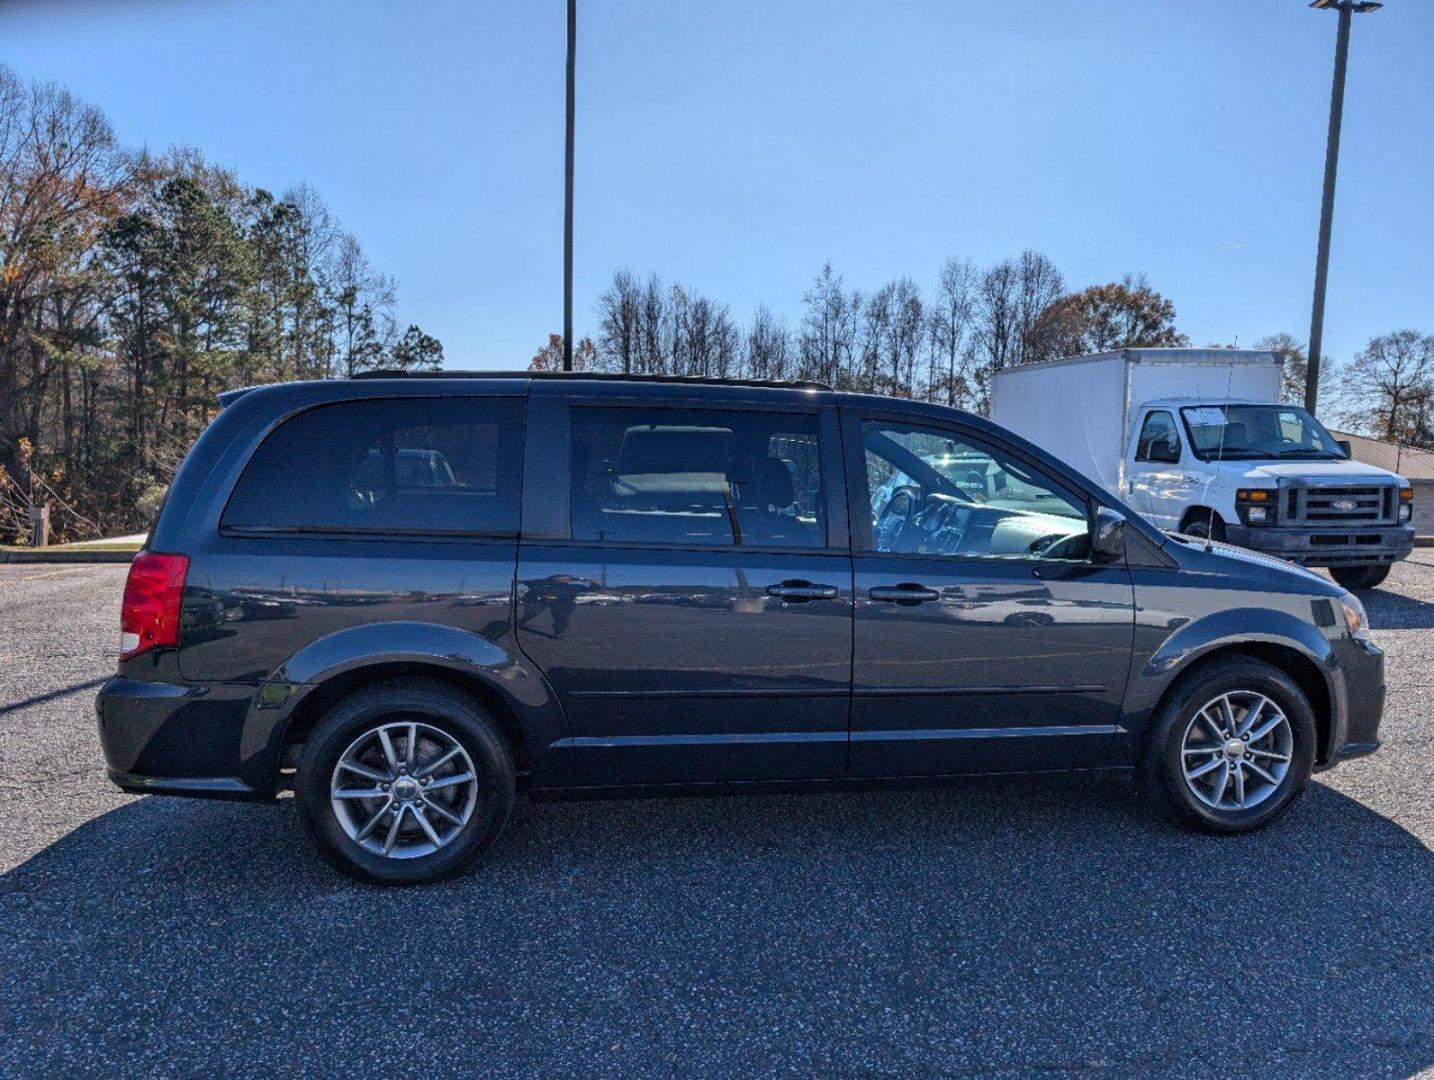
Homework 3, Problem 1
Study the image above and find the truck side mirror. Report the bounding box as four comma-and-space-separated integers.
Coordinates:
1092, 507, 1126, 563
1336, 439, 1352, 458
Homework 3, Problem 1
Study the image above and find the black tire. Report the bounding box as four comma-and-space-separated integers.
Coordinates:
1181, 510, 1226, 542
1329, 564, 1390, 591
1141, 657, 1316, 834
295, 679, 515, 884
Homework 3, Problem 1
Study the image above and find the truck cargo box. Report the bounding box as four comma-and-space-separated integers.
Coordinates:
989, 349, 1283, 492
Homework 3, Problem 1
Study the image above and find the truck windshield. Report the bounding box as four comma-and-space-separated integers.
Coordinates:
1179, 404, 1347, 462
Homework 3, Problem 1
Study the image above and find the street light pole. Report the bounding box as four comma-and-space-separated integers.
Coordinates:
563, 0, 576, 372
1304, 0, 1381, 414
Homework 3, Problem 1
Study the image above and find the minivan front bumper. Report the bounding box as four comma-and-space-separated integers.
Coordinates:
1317, 635, 1385, 770
1225, 523, 1414, 569
95, 676, 270, 800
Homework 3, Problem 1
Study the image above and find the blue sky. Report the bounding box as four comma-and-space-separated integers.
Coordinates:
4, 0, 1431, 370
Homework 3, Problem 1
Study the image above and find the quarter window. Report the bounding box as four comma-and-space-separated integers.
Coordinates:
569, 406, 825, 548
862, 421, 1089, 560
222, 397, 524, 536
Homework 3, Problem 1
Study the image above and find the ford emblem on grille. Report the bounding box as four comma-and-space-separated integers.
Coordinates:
1332, 498, 1357, 512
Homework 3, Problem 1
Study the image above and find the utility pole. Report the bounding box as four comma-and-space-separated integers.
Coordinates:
1304, 0, 1381, 414
563, 0, 576, 371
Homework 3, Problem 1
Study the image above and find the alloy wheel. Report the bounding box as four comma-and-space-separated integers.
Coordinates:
330, 720, 479, 859
1180, 690, 1293, 812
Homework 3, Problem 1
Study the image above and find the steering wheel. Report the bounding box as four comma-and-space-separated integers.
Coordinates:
875, 485, 922, 551
917, 495, 972, 554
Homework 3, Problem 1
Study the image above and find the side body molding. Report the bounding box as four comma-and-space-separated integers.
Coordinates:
1121, 603, 1347, 761
241, 622, 575, 791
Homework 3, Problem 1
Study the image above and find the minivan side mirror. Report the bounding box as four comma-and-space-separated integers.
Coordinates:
1092, 507, 1126, 563
1336, 438, 1353, 458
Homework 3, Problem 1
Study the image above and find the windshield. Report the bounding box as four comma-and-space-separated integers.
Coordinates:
1179, 404, 1347, 462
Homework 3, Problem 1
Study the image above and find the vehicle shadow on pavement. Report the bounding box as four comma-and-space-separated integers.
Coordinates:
0, 676, 109, 718
2, 775, 1430, 1078
1363, 572, 1434, 630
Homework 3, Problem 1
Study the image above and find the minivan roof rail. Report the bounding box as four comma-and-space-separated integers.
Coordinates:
348, 369, 833, 391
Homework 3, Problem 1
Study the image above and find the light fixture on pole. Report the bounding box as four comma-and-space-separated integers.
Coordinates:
1304, 0, 1381, 413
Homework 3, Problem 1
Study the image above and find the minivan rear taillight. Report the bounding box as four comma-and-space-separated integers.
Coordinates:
119, 551, 189, 659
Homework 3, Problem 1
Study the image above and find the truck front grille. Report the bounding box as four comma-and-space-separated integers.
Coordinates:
1284, 484, 1395, 525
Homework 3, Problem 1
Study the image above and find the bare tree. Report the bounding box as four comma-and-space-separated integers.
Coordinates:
327, 232, 396, 376
280, 183, 340, 379
596, 268, 641, 373
745, 305, 791, 380
973, 257, 1020, 406
1013, 249, 1064, 366
888, 277, 923, 395
798, 263, 858, 386
927, 257, 977, 406
858, 283, 892, 392
637, 273, 666, 374
1338, 330, 1434, 442
709, 302, 739, 378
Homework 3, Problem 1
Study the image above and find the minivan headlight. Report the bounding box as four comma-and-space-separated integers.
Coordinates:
1339, 591, 1370, 641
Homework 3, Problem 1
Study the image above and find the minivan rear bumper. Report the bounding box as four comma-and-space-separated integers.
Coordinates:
1225, 523, 1414, 568
95, 676, 270, 800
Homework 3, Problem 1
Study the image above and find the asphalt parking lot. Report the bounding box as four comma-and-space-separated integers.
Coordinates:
1, 561, 1431, 1078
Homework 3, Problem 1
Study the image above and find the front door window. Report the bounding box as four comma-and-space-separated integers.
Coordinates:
862, 421, 1091, 561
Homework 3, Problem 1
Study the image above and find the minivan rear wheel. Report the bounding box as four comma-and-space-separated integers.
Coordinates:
1141, 658, 1316, 833
294, 679, 515, 883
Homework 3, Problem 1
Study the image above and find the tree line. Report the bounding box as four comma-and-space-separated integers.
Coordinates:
7, 67, 1430, 543
544, 264, 1433, 451
0, 65, 441, 543
539, 256, 1185, 411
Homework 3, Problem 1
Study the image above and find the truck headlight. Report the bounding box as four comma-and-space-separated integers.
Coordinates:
1399, 487, 1413, 522
1340, 591, 1370, 641
1236, 488, 1275, 525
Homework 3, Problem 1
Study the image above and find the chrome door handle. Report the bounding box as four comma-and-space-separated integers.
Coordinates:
766, 581, 839, 602
868, 584, 940, 605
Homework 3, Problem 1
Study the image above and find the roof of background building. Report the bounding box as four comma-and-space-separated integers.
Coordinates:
1330, 429, 1434, 481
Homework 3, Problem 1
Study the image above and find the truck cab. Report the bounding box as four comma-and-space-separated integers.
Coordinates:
990, 349, 1416, 592
1125, 397, 1413, 589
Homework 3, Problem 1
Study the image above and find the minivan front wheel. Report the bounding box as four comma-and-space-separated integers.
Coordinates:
1142, 658, 1316, 833
295, 679, 515, 883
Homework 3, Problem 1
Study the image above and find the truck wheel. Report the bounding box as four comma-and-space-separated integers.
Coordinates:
1329, 565, 1390, 591
1181, 510, 1225, 542
1141, 657, 1316, 834
294, 679, 515, 884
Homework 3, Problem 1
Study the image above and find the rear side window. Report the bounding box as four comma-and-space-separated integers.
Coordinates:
569, 406, 825, 548
223, 397, 524, 536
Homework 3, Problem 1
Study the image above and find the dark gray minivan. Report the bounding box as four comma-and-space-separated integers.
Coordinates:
97, 373, 1386, 882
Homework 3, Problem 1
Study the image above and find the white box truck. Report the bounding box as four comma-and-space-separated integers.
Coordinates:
989, 348, 1415, 589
